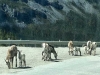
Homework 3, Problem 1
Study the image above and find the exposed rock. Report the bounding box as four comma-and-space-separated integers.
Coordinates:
0, 0, 100, 26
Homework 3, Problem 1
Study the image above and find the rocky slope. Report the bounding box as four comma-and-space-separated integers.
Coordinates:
0, 0, 100, 25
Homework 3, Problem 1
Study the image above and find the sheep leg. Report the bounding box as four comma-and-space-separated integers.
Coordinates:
11, 57, 13, 69
71, 51, 74, 56
79, 50, 81, 56
15, 56, 17, 67
24, 60, 26, 67
93, 50, 96, 56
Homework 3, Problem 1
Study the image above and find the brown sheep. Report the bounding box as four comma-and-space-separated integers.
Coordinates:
5, 45, 18, 69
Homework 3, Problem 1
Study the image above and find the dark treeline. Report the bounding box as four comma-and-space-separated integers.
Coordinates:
0, 11, 97, 41
18, 11, 97, 41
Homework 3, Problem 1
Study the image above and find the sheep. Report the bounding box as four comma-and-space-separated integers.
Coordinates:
74, 47, 81, 56
42, 43, 57, 61
18, 50, 26, 67
87, 41, 92, 52
42, 46, 51, 61
82, 44, 88, 54
49, 44, 57, 60
86, 41, 97, 56
90, 42, 97, 56
68, 41, 74, 56
5, 45, 18, 69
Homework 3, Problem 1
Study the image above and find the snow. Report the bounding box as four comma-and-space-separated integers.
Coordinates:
1, 55, 100, 75
0, 46, 100, 75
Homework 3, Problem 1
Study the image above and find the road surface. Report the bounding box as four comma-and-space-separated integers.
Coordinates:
0, 46, 100, 75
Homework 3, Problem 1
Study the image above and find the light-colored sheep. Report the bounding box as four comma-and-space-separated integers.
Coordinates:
87, 41, 92, 52
82, 44, 88, 54
68, 41, 74, 56
86, 41, 97, 56
18, 50, 26, 67
42, 46, 51, 61
90, 42, 97, 56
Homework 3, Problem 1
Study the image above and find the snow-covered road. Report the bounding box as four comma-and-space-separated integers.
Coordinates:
2, 55, 100, 75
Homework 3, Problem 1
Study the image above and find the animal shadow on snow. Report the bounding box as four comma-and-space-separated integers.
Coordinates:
74, 55, 83, 56
13, 66, 32, 69
51, 59, 62, 62
94, 54, 99, 55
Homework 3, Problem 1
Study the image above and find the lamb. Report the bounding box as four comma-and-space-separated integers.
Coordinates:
18, 50, 26, 67
74, 47, 81, 56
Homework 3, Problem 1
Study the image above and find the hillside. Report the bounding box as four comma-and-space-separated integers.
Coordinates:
0, 0, 100, 41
